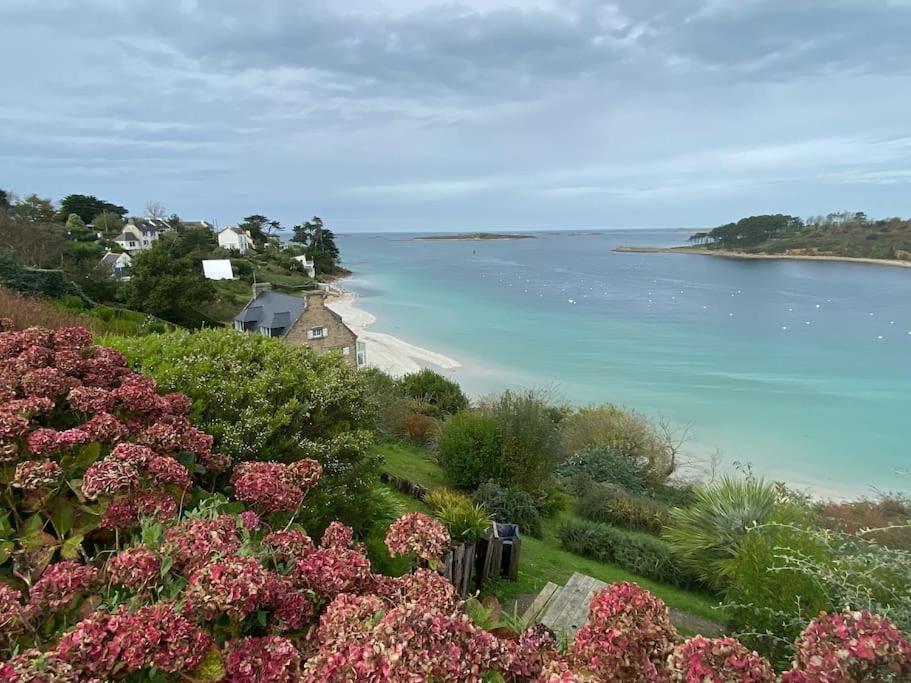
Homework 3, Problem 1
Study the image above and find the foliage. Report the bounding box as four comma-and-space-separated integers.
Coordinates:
399, 408, 440, 445
437, 410, 502, 488
690, 211, 911, 261
426, 488, 492, 543
663, 476, 780, 591
0, 249, 83, 300
473, 481, 543, 538
487, 389, 561, 495
13, 194, 56, 223
58, 194, 127, 224
559, 405, 680, 487
290, 216, 344, 275
576, 480, 669, 535
558, 519, 700, 589
124, 241, 215, 326
65, 213, 86, 231
725, 514, 911, 667
399, 368, 469, 416
818, 493, 911, 549
556, 443, 649, 493
108, 328, 377, 530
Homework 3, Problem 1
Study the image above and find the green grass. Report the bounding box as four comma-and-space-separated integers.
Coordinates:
373, 442, 724, 626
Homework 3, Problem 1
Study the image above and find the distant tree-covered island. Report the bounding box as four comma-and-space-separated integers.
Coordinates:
415, 232, 536, 241
618, 212, 911, 267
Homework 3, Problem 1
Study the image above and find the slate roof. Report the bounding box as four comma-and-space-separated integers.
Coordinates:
233, 291, 306, 335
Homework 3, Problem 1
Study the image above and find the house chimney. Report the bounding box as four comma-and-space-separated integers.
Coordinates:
252, 282, 272, 298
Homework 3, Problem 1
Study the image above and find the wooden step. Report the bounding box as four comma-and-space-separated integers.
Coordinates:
521, 581, 560, 626
539, 572, 608, 636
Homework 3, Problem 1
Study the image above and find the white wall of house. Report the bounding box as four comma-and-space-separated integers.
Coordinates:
218, 228, 251, 254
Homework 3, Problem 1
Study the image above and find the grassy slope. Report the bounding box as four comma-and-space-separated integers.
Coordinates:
376, 442, 723, 626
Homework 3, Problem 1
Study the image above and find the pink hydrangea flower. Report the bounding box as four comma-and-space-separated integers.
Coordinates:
29, 561, 99, 614
385, 512, 451, 563
232, 461, 305, 513
106, 547, 162, 592
163, 515, 241, 571
184, 556, 270, 621
293, 547, 371, 598
20, 367, 72, 398
13, 459, 62, 491
0, 648, 78, 682
67, 386, 115, 413
25, 427, 62, 455
262, 529, 315, 563
668, 636, 776, 682
51, 327, 93, 350
224, 636, 302, 683
80, 411, 129, 442
0, 584, 26, 639
146, 454, 192, 490
287, 457, 322, 489
320, 521, 354, 549
81, 458, 140, 499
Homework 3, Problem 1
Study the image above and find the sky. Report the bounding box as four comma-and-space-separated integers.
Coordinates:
1, 0, 910, 233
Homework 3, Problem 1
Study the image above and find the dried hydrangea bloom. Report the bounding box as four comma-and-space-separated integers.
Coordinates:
224, 635, 302, 683
292, 547, 371, 598
385, 511, 451, 563
0, 584, 26, 641
231, 461, 305, 513
668, 636, 776, 683
28, 561, 99, 614
13, 459, 62, 491
106, 547, 162, 592
781, 610, 911, 682
184, 556, 270, 621
81, 458, 140, 500
262, 529, 314, 563
163, 515, 241, 571
320, 521, 354, 550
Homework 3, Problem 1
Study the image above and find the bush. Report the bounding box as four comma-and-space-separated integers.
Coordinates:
818, 493, 911, 550
559, 405, 680, 486
556, 444, 649, 493
473, 481, 543, 538
107, 328, 377, 530
399, 368, 468, 416
399, 409, 439, 446
487, 390, 560, 494
558, 519, 700, 589
663, 476, 780, 591
437, 410, 502, 489
577, 481, 669, 535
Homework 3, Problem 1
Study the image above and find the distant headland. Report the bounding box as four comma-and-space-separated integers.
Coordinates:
414, 232, 537, 241
617, 212, 911, 269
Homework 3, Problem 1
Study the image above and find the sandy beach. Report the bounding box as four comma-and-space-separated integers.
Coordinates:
615, 245, 911, 269
325, 284, 462, 377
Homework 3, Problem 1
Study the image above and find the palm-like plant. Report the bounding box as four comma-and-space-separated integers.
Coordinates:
663, 476, 779, 592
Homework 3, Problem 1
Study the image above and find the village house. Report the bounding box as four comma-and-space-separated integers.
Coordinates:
217, 225, 255, 254
98, 251, 132, 280
292, 254, 316, 278
233, 283, 365, 368
112, 218, 169, 252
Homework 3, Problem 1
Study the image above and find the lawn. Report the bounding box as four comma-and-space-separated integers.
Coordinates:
372, 442, 724, 627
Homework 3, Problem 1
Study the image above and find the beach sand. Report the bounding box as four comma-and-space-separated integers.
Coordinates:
326, 285, 461, 376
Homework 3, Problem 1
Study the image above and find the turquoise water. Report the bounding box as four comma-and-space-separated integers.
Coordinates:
336, 230, 911, 497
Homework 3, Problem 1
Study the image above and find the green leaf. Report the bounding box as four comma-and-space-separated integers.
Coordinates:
22, 514, 44, 535
61, 534, 85, 560
50, 498, 75, 537
0, 540, 14, 564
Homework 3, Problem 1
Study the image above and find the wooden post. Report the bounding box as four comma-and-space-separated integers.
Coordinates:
462, 543, 476, 595
506, 537, 521, 581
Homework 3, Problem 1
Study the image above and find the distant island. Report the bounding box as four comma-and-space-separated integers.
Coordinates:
415, 232, 536, 241
618, 212, 911, 268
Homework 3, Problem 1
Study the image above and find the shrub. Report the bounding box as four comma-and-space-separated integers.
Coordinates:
559, 404, 680, 486
473, 481, 543, 538
668, 636, 776, 682
399, 409, 439, 445
425, 488, 491, 542
663, 476, 780, 591
556, 443, 649, 493
577, 481, 669, 535
107, 328, 377, 531
437, 410, 502, 489
399, 368, 468, 416
819, 493, 911, 550
558, 519, 700, 588
487, 390, 560, 494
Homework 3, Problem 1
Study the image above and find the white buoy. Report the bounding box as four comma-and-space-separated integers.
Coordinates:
782, 326, 788, 331
816, 304, 821, 309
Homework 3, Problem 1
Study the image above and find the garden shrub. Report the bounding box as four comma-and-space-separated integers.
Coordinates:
398, 409, 439, 445
577, 481, 670, 535
425, 488, 491, 541
437, 410, 502, 489
556, 443, 649, 493
473, 481, 543, 538
558, 519, 700, 588
107, 328, 378, 530
818, 493, 911, 550
559, 404, 680, 486
663, 476, 780, 591
398, 368, 468, 416
487, 389, 560, 495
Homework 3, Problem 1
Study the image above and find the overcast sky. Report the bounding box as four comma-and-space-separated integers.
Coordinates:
1, 0, 910, 232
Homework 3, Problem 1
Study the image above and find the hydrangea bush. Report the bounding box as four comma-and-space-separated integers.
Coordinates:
1, 326, 909, 681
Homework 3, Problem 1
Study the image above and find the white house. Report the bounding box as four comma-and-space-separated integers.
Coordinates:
99, 252, 132, 280
112, 219, 165, 252
293, 254, 316, 278
217, 225, 255, 254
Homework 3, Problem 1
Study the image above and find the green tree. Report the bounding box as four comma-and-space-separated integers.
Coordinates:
292, 216, 342, 274
13, 194, 56, 223
399, 369, 469, 416
91, 210, 124, 235
0, 189, 10, 212
124, 242, 214, 326
58, 194, 127, 223
240, 214, 270, 242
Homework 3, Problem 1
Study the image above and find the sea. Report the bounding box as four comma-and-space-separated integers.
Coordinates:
335, 230, 911, 498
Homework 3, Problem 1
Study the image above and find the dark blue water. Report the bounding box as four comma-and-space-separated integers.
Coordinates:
338, 230, 911, 496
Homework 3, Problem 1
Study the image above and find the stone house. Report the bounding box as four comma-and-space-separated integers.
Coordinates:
233, 283, 365, 368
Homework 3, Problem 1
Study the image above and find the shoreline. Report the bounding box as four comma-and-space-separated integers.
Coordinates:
615, 245, 911, 269
325, 280, 462, 377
